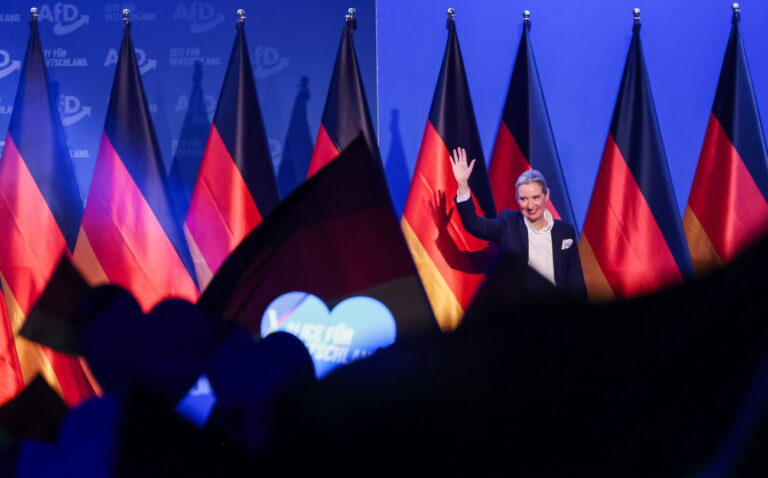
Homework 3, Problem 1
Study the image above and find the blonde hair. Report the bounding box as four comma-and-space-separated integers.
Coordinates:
515, 169, 548, 197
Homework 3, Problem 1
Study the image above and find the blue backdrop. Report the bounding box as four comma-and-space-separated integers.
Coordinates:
0, 0, 377, 202
377, 0, 768, 223
1, 1, 767, 228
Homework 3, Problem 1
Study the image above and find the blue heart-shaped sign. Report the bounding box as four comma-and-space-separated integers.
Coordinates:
260, 292, 397, 378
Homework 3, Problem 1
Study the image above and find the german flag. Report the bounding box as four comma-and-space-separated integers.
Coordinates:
306, 9, 378, 178
580, 11, 692, 300
185, 16, 279, 290
401, 11, 496, 331
0, 15, 95, 405
489, 12, 576, 227
74, 16, 198, 311
683, 5, 768, 274
200, 136, 437, 339
0, 283, 18, 403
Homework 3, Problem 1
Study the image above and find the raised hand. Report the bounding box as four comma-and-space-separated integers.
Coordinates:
450, 147, 475, 196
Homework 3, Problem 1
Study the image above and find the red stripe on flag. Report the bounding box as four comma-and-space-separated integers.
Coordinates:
46, 351, 96, 406
490, 122, 528, 213
0, 286, 22, 404
0, 136, 32, 404
186, 126, 262, 279
403, 121, 488, 309
0, 136, 94, 405
582, 136, 682, 297
489, 122, 561, 219
0, 136, 68, 314
307, 124, 341, 179
82, 133, 199, 311
688, 114, 768, 262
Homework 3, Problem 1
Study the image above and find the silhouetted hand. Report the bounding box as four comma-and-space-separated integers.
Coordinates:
430, 190, 454, 229
429, 188, 495, 274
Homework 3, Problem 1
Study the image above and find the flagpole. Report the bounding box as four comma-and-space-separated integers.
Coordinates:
237, 8, 245, 23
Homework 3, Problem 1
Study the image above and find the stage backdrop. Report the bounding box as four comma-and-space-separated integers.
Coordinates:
377, 0, 768, 222
0, 0, 377, 202
1, 1, 767, 225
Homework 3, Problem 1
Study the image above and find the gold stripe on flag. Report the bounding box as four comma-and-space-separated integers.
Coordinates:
402, 218, 463, 331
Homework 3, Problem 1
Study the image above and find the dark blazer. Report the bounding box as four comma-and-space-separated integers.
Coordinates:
456, 197, 586, 299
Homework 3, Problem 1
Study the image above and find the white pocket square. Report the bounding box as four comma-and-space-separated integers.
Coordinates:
561, 239, 573, 250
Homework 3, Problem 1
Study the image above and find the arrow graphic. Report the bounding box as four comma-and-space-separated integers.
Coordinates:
140, 58, 157, 75
53, 14, 90, 35
0, 60, 20, 78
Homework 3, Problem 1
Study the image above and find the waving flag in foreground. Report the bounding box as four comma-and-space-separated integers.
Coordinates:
580, 11, 692, 300
683, 5, 768, 274
0, 14, 95, 405
201, 136, 437, 339
75, 14, 198, 311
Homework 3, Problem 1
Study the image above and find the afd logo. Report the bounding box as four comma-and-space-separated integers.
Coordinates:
104, 48, 157, 74
38, 3, 90, 35
58, 95, 91, 126
173, 2, 224, 34
0, 50, 21, 79
252, 47, 289, 79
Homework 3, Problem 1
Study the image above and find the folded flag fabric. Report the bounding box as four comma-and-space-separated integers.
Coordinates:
0, 16, 95, 406
306, 10, 378, 179
75, 19, 198, 311
185, 18, 279, 290
401, 13, 496, 330
683, 7, 768, 274
580, 15, 692, 299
